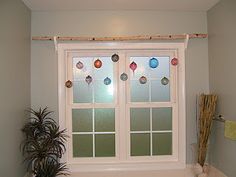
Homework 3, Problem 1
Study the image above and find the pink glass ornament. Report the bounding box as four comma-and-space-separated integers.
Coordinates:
85, 75, 92, 85
139, 76, 147, 84
94, 59, 102, 68
129, 61, 137, 73
76, 61, 84, 69
171, 58, 179, 66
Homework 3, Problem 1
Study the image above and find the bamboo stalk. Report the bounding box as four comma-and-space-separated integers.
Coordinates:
197, 94, 217, 166
32, 33, 207, 41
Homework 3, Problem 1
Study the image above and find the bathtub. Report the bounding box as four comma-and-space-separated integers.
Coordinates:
69, 165, 227, 177
70, 166, 195, 177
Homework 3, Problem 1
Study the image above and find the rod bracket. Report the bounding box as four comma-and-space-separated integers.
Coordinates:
184, 34, 190, 50
53, 36, 58, 52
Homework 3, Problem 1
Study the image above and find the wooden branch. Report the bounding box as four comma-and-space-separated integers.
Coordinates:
32, 33, 207, 41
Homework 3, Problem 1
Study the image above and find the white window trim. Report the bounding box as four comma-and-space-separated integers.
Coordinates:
58, 42, 186, 172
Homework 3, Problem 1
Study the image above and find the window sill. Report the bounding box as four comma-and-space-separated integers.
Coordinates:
68, 161, 186, 172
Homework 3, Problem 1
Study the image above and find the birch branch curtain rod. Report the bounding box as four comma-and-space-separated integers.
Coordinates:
32, 33, 207, 41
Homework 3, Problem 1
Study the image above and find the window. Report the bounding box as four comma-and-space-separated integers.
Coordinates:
58, 43, 186, 171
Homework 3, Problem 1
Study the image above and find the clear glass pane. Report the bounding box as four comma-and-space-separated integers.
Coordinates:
94, 80, 114, 103
72, 109, 93, 132
95, 134, 115, 157
152, 133, 172, 155
130, 108, 150, 131
131, 133, 150, 156
152, 108, 172, 131
131, 80, 149, 102
151, 80, 170, 102
73, 81, 93, 103
73, 134, 93, 157
95, 108, 115, 132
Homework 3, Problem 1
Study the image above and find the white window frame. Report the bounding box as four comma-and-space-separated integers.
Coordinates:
58, 43, 186, 172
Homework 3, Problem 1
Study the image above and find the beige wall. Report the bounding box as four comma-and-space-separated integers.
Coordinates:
0, 0, 31, 177
208, 0, 236, 177
31, 10, 209, 163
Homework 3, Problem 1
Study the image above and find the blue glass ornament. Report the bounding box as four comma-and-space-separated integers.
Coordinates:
139, 76, 147, 84
120, 73, 128, 81
161, 77, 169, 85
149, 58, 159, 68
85, 75, 92, 85
104, 77, 112, 85
111, 54, 119, 62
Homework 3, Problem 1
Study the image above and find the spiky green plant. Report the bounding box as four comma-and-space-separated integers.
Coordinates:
21, 107, 69, 177
34, 158, 68, 177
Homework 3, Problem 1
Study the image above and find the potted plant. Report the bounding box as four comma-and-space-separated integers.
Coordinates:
21, 107, 69, 177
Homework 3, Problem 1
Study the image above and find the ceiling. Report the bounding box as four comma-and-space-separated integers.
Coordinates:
22, 0, 220, 11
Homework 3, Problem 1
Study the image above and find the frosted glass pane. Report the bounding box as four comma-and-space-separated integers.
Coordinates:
131, 133, 150, 156
130, 56, 170, 80
129, 56, 171, 103
152, 108, 172, 131
73, 57, 93, 81
72, 109, 93, 132
130, 108, 150, 131
73, 134, 93, 157
73, 81, 93, 103
152, 133, 172, 155
93, 57, 113, 80
149, 57, 170, 79
95, 134, 115, 157
131, 80, 149, 102
94, 80, 113, 103
130, 57, 149, 80
151, 80, 170, 102
95, 108, 115, 132
73, 56, 114, 103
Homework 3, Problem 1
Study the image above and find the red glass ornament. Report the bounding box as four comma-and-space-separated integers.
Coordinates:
94, 59, 102, 68
130, 61, 137, 73
171, 58, 179, 66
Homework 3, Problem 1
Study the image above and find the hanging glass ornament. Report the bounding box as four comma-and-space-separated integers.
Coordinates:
111, 54, 119, 62
76, 61, 84, 69
130, 61, 137, 73
65, 80, 73, 88
85, 75, 92, 85
139, 76, 147, 84
120, 73, 128, 81
149, 57, 159, 68
161, 77, 169, 85
104, 77, 112, 85
94, 59, 102, 68
171, 57, 178, 66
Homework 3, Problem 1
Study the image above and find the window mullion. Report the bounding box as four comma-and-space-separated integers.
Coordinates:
118, 52, 128, 161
